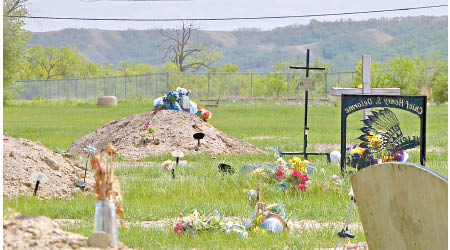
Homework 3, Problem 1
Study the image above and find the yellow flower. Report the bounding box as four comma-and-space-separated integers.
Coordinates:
290, 157, 309, 173
251, 167, 265, 175
350, 147, 366, 158
365, 131, 382, 147
256, 215, 263, 225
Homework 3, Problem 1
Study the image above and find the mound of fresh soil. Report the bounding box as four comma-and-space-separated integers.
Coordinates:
68, 110, 263, 160
3, 134, 94, 199
3, 214, 131, 249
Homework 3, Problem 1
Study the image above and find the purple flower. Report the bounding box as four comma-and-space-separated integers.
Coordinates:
391, 148, 404, 162
144, 121, 150, 129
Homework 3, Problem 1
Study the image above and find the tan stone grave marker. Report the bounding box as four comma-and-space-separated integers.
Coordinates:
350, 162, 447, 250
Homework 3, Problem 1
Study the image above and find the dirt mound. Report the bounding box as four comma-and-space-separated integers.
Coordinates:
68, 110, 263, 160
3, 134, 94, 199
3, 214, 131, 249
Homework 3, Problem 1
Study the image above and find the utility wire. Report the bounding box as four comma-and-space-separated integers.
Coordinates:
6, 4, 448, 22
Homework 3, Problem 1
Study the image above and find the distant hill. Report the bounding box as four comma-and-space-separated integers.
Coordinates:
28, 16, 448, 72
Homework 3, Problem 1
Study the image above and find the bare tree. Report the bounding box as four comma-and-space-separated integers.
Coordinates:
160, 20, 220, 72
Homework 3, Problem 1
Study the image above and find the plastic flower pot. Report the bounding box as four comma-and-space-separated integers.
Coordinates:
93, 200, 119, 247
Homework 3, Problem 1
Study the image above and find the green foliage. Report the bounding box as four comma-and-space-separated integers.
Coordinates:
3, 0, 31, 102
352, 55, 448, 97
432, 67, 448, 103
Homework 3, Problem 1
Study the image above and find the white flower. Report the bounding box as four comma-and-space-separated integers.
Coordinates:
161, 160, 174, 171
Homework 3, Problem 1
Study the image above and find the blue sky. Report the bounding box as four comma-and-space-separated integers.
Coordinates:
24, 0, 448, 32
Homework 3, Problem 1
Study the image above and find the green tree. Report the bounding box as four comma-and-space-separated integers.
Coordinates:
3, 0, 30, 102
431, 66, 448, 103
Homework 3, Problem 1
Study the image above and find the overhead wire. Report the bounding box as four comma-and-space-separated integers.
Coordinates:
6, 4, 448, 22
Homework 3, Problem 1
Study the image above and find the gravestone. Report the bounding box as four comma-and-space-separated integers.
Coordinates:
350, 163, 447, 250
340, 94, 427, 175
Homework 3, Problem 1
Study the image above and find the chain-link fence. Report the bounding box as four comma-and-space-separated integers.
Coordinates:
13, 67, 444, 101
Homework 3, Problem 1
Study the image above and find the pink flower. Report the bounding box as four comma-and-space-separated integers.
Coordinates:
292, 170, 302, 178
298, 183, 307, 191
301, 174, 309, 183
276, 169, 284, 180
174, 222, 184, 233
179, 213, 183, 217
144, 121, 150, 129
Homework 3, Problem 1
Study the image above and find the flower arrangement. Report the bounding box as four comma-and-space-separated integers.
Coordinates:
90, 144, 128, 230
173, 209, 247, 237
139, 121, 159, 145
197, 107, 212, 122
347, 108, 416, 169
251, 157, 310, 193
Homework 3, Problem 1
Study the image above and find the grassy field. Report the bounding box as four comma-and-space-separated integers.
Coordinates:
3, 99, 448, 249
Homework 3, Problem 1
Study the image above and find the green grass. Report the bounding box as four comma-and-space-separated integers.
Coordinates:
3, 100, 447, 249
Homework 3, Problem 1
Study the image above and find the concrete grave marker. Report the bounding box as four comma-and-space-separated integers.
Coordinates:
350, 163, 447, 250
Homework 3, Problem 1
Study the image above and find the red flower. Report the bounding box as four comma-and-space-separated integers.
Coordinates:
298, 183, 307, 191
292, 170, 302, 178
276, 169, 284, 180
301, 174, 308, 183
174, 222, 184, 233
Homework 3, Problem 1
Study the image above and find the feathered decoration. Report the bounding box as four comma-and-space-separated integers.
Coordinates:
359, 108, 420, 151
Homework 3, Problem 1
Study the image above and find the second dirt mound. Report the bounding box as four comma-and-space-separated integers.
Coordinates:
68, 110, 263, 160
3, 134, 94, 199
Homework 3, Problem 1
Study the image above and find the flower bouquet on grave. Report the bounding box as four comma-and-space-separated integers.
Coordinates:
173, 209, 247, 237
347, 108, 418, 170
139, 121, 159, 145
251, 156, 310, 193
90, 144, 128, 247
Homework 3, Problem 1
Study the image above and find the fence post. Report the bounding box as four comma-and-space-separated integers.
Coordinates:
84, 78, 87, 99
207, 72, 210, 96
286, 72, 289, 95
338, 73, 341, 87
94, 79, 97, 99
250, 72, 253, 99
156, 73, 158, 97
166, 72, 169, 93
125, 75, 127, 98
48, 81, 51, 99
57, 79, 60, 100
324, 72, 328, 99
104, 77, 107, 96
135, 75, 138, 98
145, 74, 148, 97
114, 76, 117, 97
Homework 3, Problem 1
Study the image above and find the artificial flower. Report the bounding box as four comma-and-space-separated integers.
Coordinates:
174, 222, 184, 233
276, 157, 287, 168
276, 169, 284, 180
144, 121, 150, 130
301, 174, 308, 183
298, 183, 307, 191
292, 170, 302, 178
350, 146, 366, 159
290, 157, 309, 173
365, 131, 382, 147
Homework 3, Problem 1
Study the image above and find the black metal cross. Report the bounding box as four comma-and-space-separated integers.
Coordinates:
281, 49, 330, 162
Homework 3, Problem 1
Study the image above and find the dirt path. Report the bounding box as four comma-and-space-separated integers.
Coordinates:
54, 217, 362, 232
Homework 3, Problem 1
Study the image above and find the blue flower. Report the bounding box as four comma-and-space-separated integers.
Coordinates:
83, 145, 96, 154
